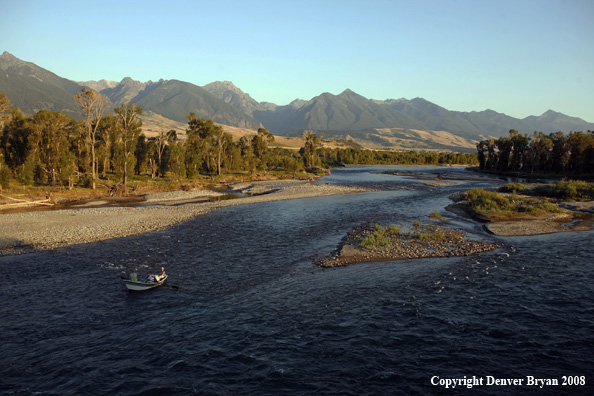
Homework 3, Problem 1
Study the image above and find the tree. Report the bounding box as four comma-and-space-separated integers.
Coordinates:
114, 103, 143, 190
26, 111, 77, 185
154, 128, 175, 177
75, 88, 107, 189
0, 94, 12, 178
185, 114, 227, 175
0, 93, 12, 133
251, 128, 275, 170
239, 134, 256, 177
134, 134, 149, 175
97, 115, 118, 178
301, 130, 323, 168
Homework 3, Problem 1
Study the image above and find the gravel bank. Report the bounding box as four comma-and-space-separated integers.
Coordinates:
0, 181, 365, 256
314, 223, 499, 268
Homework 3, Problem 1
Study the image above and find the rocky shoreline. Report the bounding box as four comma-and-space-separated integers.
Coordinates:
313, 222, 499, 268
0, 180, 365, 256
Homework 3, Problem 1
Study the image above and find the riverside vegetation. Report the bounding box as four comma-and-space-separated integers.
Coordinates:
0, 91, 477, 198
458, 180, 594, 221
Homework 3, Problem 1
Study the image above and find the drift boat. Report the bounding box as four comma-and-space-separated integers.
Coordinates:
124, 274, 168, 291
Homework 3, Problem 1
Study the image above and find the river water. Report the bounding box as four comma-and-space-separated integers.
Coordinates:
1, 166, 593, 395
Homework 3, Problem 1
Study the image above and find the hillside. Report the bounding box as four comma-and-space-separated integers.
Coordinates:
0, 51, 90, 118
2, 51, 593, 153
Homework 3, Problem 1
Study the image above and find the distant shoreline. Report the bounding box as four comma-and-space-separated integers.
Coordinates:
0, 180, 365, 256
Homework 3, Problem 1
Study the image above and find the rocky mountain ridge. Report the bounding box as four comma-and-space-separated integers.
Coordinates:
2, 51, 593, 151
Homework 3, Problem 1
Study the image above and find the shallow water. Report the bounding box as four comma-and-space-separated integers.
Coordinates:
1, 166, 593, 395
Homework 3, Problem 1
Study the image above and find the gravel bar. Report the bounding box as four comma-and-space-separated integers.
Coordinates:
0, 181, 365, 256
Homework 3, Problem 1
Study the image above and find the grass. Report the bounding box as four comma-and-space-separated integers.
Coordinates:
429, 210, 445, 221
359, 222, 453, 250
498, 180, 594, 201
462, 185, 569, 219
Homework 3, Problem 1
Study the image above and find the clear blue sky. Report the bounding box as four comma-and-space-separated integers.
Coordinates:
2, 0, 594, 121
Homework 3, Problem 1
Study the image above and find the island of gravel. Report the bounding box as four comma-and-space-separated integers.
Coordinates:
313, 222, 499, 268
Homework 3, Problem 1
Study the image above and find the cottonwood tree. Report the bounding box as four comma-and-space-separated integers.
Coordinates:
114, 103, 143, 190
97, 115, 118, 178
301, 130, 323, 168
153, 128, 175, 177
185, 114, 228, 175
26, 110, 77, 185
75, 88, 107, 189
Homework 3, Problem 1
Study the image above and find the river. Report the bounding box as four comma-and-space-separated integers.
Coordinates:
1, 166, 593, 395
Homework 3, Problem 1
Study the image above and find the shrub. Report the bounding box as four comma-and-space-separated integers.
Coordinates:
360, 232, 389, 250
499, 182, 525, 193
429, 210, 445, 221
360, 224, 402, 250
533, 181, 594, 201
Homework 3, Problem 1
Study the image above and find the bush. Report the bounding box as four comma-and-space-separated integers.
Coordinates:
360, 224, 402, 250
429, 210, 445, 221
532, 181, 594, 200
499, 182, 525, 193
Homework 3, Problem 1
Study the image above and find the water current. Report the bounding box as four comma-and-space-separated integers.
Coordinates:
1, 166, 593, 395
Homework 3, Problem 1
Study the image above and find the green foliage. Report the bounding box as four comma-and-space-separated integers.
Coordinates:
360, 222, 452, 250
0, 101, 491, 191
532, 180, 594, 201
499, 182, 526, 194
463, 187, 566, 218
477, 129, 594, 175
360, 223, 402, 250
319, 147, 478, 167
0, 162, 10, 189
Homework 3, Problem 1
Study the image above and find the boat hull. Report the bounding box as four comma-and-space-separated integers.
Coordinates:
124, 274, 167, 291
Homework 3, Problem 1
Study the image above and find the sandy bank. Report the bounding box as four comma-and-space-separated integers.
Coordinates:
0, 180, 365, 256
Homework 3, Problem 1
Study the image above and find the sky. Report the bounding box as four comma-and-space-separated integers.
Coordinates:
2, 0, 594, 121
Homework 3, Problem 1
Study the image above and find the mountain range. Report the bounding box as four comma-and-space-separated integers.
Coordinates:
2, 51, 593, 152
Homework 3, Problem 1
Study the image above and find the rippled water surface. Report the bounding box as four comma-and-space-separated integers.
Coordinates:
2, 166, 594, 395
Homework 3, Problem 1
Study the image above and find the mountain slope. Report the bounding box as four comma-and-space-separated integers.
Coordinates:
0, 51, 86, 118
2, 52, 593, 152
92, 78, 262, 129
130, 79, 262, 129
203, 81, 274, 116
523, 110, 593, 133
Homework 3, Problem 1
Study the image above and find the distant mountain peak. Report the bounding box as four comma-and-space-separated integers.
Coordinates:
204, 80, 241, 92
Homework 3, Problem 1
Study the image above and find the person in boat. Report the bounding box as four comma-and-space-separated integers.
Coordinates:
154, 267, 166, 282
129, 269, 138, 282
145, 272, 154, 282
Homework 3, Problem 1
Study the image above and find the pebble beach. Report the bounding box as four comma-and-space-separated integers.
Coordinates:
0, 180, 365, 256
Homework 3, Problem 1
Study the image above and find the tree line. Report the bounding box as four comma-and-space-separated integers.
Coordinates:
0, 90, 478, 191
476, 129, 594, 175
318, 146, 477, 167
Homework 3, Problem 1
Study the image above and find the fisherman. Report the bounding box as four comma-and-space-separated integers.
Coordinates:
154, 267, 166, 282
145, 271, 154, 282
129, 269, 138, 282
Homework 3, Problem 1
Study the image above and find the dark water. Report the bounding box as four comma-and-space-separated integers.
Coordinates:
2, 166, 593, 395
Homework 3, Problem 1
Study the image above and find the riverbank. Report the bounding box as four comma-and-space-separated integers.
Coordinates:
0, 180, 366, 256
447, 189, 594, 237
